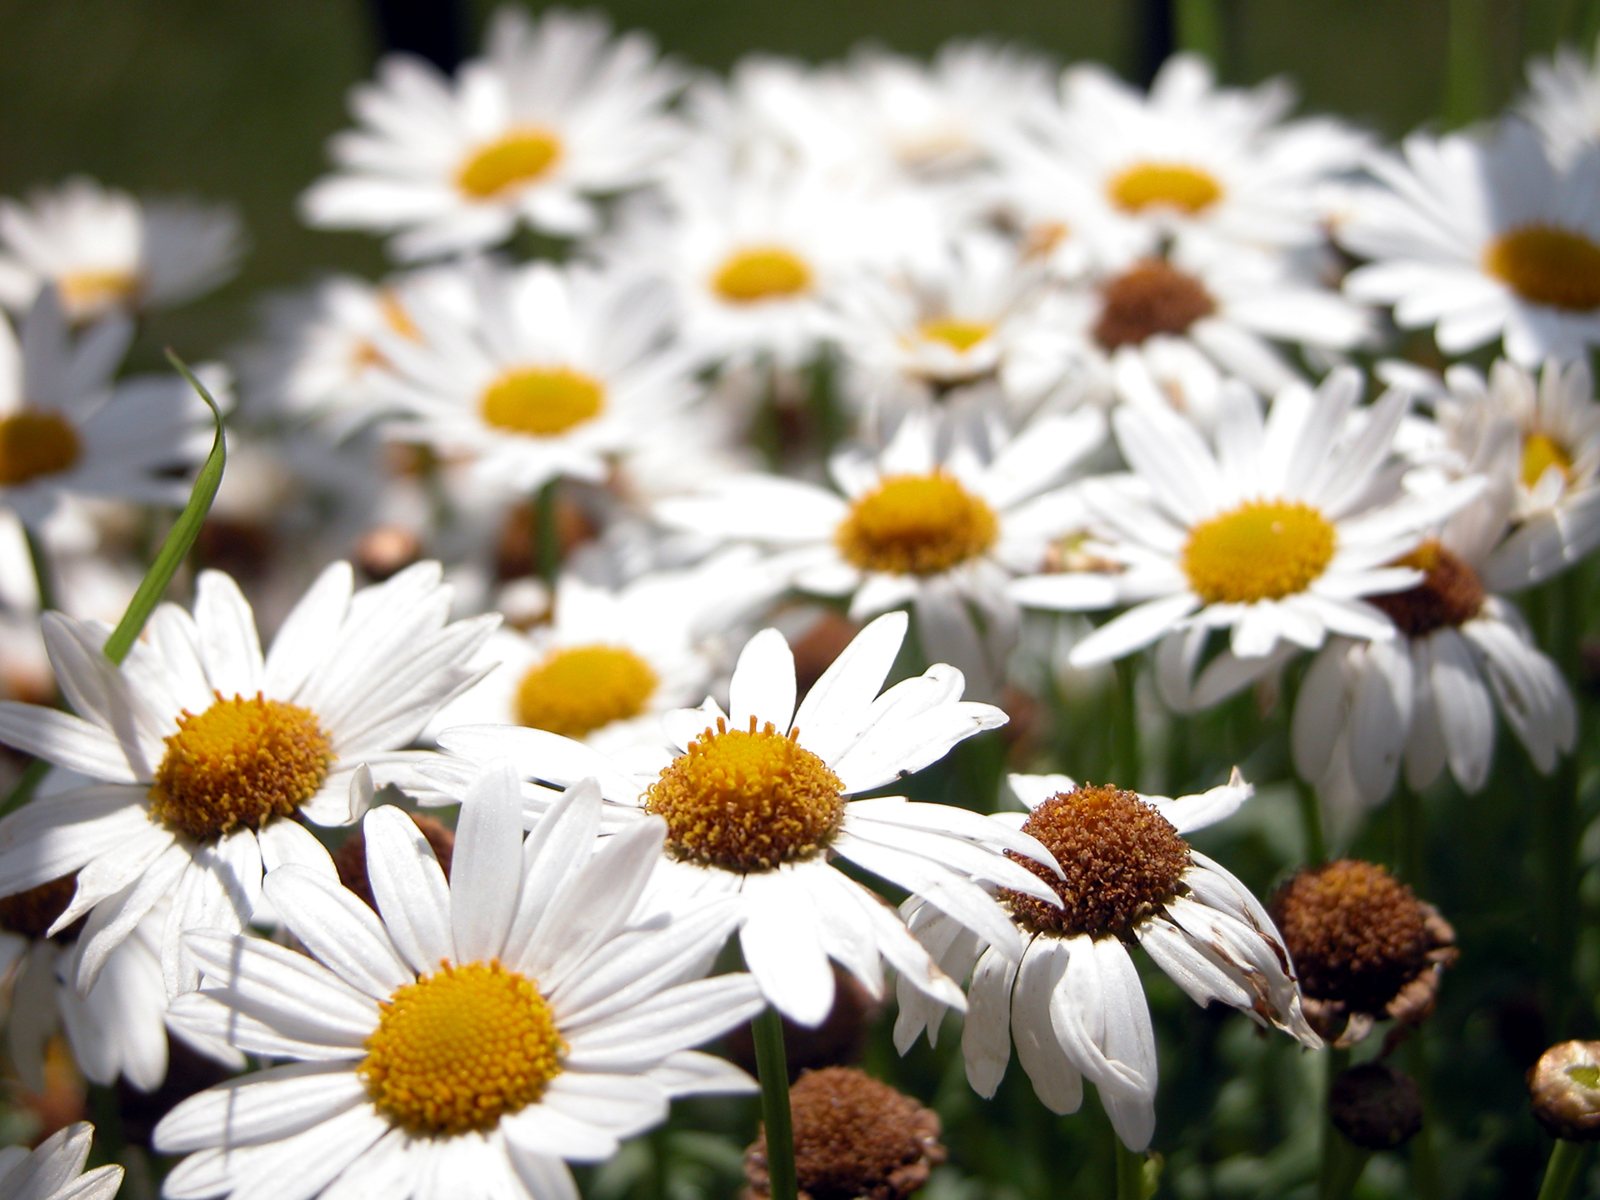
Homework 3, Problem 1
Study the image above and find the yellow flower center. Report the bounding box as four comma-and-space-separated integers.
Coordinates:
1483, 225, 1600, 312
456, 129, 563, 199
834, 472, 999, 576
0, 411, 80, 487
918, 318, 993, 353
58, 269, 139, 316
645, 717, 846, 873
480, 367, 604, 437
1107, 161, 1224, 215
148, 692, 333, 841
361, 960, 565, 1137
514, 643, 659, 739
1522, 431, 1574, 489
711, 247, 814, 305
1182, 499, 1337, 604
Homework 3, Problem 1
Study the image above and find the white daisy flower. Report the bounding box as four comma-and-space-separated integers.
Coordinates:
426, 612, 1066, 1029
371, 258, 694, 496
0, 177, 242, 322
1012, 369, 1483, 667
301, 7, 684, 260
153, 765, 764, 1200
896, 772, 1317, 1151
1521, 35, 1600, 167
0, 1123, 122, 1200
0, 560, 496, 996
656, 409, 1105, 695
426, 570, 728, 754
1005, 53, 1366, 266
0, 289, 223, 530
1340, 121, 1600, 366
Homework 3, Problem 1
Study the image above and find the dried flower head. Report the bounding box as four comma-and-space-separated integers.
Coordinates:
1329, 1062, 1424, 1150
1529, 1040, 1600, 1142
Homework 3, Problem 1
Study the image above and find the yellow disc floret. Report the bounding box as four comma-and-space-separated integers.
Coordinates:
1182, 499, 1337, 604
361, 960, 565, 1137
1107, 162, 1224, 215
1484, 225, 1600, 312
0, 411, 80, 488
480, 367, 605, 437
645, 717, 846, 873
58, 269, 139, 317
835, 472, 999, 576
919, 318, 993, 353
148, 692, 333, 841
1522, 431, 1574, 489
711, 247, 814, 304
515, 643, 659, 739
456, 129, 563, 199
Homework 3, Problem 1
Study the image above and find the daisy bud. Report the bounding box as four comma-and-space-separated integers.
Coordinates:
1269, 859, 1457, 1046
1329, 1063, 1423, 1150
744, 1067, 945, 1200
334, 812, 454, 909
1529, 1041, 1600, 1142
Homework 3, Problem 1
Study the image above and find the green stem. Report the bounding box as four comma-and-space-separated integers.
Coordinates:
1174, 0, 1225, 62
1537, 1139, 1591, 1200
532, 478, 561, 587
1316, 1046, 1352, 1200
1395, 780, 1426, 889
86, 1083, 125, 1169
1445, 0, 1490, 125
1112, 658, 1141, 789
1317, 1133, 1371, 1200
752, 1007, 798, 1200
1295, 779, 1328, 867
23, 524, 55, 614
1113, 1137, 1147, 1200
1404, 1035, 1442, 1200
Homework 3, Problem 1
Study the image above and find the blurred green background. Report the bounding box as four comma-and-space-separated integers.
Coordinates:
0, 0, 1580, 370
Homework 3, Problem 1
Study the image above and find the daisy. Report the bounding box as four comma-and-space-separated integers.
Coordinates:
0, 289, 223, 530
895, 772, 1318, 1151
370, 258, 695, 497
424, 612, 1066, 1029
0, 560, 496, 996
655, 409, 1105, 695
0, 177, 242, 322
1339, 121, 1600, 366
1011, 368, 1483, 667
1521, 35, 1600, 168
0, 1122, 123, 1200
300, 7, 684, 260
154, 765, 765, 1200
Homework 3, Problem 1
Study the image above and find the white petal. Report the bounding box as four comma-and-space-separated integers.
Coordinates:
363, 805, 454, 974
726, 628, 797, 733
154, 1061, 365, 1152
262, 866, 412, 1000
451, 761, 525, 964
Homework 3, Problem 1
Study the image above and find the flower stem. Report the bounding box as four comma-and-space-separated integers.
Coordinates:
751, 1006, 798, 1200
1315, 1046, 1352, 1200
1174, 0, 1224, 62
1113, 1137, 1147, 1200
1295, 778, 1328, 866
532, 478, 561, 587
1112, 658, 1141, 789
23, 524, 55, 614
1444, 0, 1490, 125
1537, 1139, 1591, 1200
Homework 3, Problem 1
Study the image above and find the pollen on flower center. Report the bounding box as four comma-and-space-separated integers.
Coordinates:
644, 717, 846, 873
147, 692, 333, 841
1182, 498, 1337, 604
1093, 258, 1216, 350
58, 268, 139, 316
1483, 224, 1600, 312
1001, 784, 1191, 938
361, 960, 565, 1137
1107, 161, 1224, 215
835, 472, 999, 576
456, 129, 563, 199
1367, 540, 1485, 637
1522, 431, 1574, 489
480, 367, 605, 437
712, 247, 814, 304
0, 411, 81, 488
514, 643, 659, 738
919, 318, 993, 353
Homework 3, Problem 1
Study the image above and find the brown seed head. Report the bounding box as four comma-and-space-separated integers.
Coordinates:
1000, 785, 1190, 938
1367, 541, 1486, 637
745, 1067, 945, 1200
1529, 1040, 1600, 1142
0, 874, 80, 941
1093, 259, 1215, 350
1329, 1062, 1423, 1150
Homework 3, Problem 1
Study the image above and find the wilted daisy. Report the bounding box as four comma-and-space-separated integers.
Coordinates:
427, 612, 1064, 1028
896, 772, 1318, 1151
0, 1122, 122, 1200
0, 561, 495, 995
1340, 122, 1600, 365
0, 289, 222, 530
154, 766, 764, 1200
1521, 35, 1600, 167
0, 177, 241, 322
301, 7, 683, 260
370, 258, 693, 496
656, 409, 1104, 694
1012, 369, 1483, 667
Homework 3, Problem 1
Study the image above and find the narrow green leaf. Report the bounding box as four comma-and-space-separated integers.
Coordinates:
0, 351, 226, 818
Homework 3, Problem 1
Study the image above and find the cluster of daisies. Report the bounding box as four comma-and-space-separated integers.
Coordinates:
1, 8, 1600, 1199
